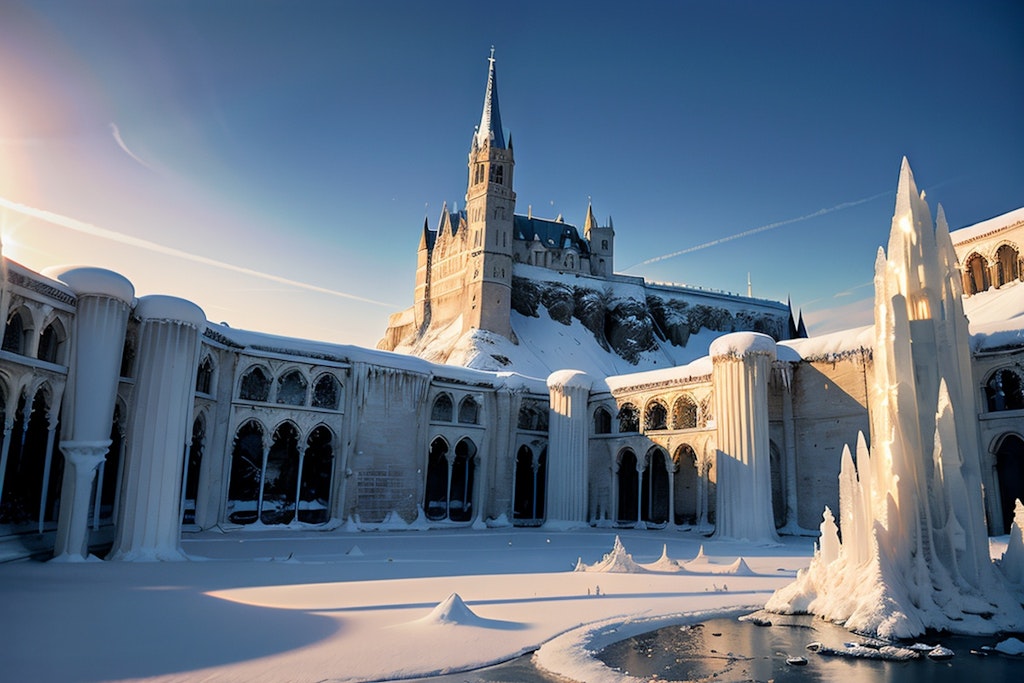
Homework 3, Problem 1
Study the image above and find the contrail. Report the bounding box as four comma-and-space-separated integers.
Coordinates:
0, 197, 397, 308
624, 189, 893, 270
109, 123, 156, 172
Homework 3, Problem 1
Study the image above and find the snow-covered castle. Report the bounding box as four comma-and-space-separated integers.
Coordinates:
1, 56, 1022, 563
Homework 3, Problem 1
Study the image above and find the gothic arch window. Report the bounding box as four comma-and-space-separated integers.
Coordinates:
37, 320, 66, 364
1, 309, 29, 355
986, 368, 1024, 412
424, 437, 450, 521
299, 425, 334, 524
261, 422, 300, 524
641, 447, 670, 525
239, 366, 271, 402
673, 444, 699, 526
593, 406, 612, 435
227, 420, 265, 524
312, 374, 341, 410
996, 244, 1020, 287
449, 438, 477, 522
995, 433, 1024, 534
276, 370, 307, 406
195, 355, 214, 395
0, 389, 59, 528
458, 396, 479, 425
965, 253, 990, 295
513, 445, 547, 523
517, 399, 549, 432
182, 415, 205, 525
616, 449, 639, 524
672, 395, 698, 430
431, 393, 453, 422
644, 400, 668, 431
617, 404, 639, 433
495, 165, 503, 185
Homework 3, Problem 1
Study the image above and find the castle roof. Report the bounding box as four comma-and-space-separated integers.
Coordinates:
474, 49, 506, 150
514, 214, 590, 254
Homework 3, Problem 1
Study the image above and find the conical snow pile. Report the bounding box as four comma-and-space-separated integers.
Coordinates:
642, 544, 685, 573
1000, 499, 1024, 587
578, 536, 647, 573
765, 159, 1024, 638
418, 593, 485, 626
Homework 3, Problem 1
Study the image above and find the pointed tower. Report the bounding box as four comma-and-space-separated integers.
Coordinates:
413, 216, 434, 331
584, 201, 614, 278
463, 49, 516, 339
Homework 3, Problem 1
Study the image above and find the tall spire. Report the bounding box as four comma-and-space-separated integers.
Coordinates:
474, 47, 506, 150
584, 199, 597, 236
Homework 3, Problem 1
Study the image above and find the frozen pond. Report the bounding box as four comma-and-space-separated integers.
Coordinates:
597, 613, 1024, 683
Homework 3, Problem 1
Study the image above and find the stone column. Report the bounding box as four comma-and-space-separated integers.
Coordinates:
47, 267, 134, 562
710, 332, 779, 542
544, 370, 592, 528
108, 295, 205, 561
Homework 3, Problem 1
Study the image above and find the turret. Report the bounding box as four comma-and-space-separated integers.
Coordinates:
463, 49, 516, 339
584, 201, 614, 277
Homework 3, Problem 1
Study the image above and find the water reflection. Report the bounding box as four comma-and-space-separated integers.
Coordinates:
598, 613, 1023, 683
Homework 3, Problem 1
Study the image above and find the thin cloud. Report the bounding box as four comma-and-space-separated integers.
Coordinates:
109, 122, 157, 172
624, 189, 894, 270
0, 197, 397, 308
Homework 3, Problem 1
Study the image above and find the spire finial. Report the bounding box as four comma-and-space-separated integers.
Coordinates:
473, 48, 505, 150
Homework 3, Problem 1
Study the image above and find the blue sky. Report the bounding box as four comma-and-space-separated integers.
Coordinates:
1, 0, 1021, 346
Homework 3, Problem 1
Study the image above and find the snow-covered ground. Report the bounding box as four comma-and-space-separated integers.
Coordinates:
1, 529, 819, 682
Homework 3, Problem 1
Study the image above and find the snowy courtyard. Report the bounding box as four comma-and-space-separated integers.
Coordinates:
1, 528, 823, 682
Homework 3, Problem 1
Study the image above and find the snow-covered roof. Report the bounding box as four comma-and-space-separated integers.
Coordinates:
950, 206, 1024, 245
45, 266, 135, 303
514, 215, 590, 253
709, 332, 777, 359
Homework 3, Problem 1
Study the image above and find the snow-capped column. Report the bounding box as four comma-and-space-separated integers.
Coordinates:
711, 332, 779, 542
544, 370, 592, 528
47, 267, 135, 561
108, 295, 205, 561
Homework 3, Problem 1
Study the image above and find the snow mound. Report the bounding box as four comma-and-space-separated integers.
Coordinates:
346, 545, 364, 557
578, 536, 647, 573
418, 593, 485, 626
999, 499, 1024, 585
378, 510, 410, 530
641, 544, 686, 573
709, 331, 777, 359
721, 557, 756, 576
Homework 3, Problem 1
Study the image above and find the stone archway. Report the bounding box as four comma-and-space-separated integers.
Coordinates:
996, 434, 1024, 534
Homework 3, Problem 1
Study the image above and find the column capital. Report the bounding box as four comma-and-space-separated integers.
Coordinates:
59, 440, 112, 470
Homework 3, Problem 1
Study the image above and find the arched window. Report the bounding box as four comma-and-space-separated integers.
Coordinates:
986, 369, 1024, 412
645, 401, 668, 431
593, 406, 612, 435
312, 374, 340, 410
673, 444, 699, 526
513, 445, 547, 523
641, 448, 670, 525
617, 404, 639, 433
195, 356, 214, 394
239, 366, 271, 402
262, 423, 300, 524
517, 399, 549, 432
96, 403, 124, 523
996, 244, 1020, 287
458, 396, 479, 424
2, 310, 26, 355
227, 421, 264, 525
299, 425, 333, 524
424, 437, 450, 520
672, 395, 698, 430
276, 370, 307, 406
965, 253, 990, 295
1, 389, 62, 527
182, 416, 205, 525
37, 321, 65, 364
996, 434, 1024, 534
617, 449, 639, 524
449, 439, 477, 522
431, 394, 453, 422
